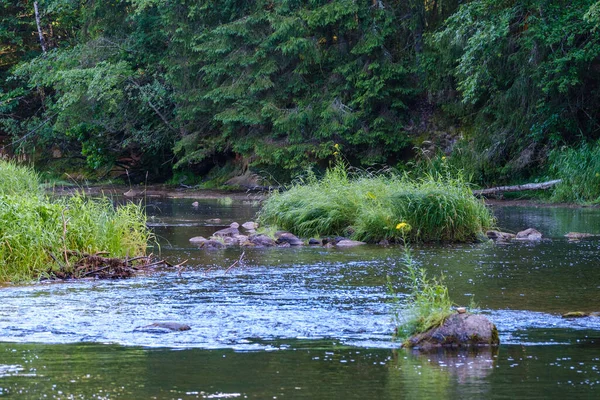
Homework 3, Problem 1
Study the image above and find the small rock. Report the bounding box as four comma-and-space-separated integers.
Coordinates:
201, 240, 226, 249
275, 232, 304, 246
515, 228, 542, 241
234, 234, 248, 244
135, 322, 191, 332
242, 221, 258, 230
308, 238, 322, 246
246, 229, 256, 234
249, 235, 276, 247
335, 239, 367, 247
213, 227, 240, 237
278, 242, 291, 248
192, 201, 199, 207
206, 218, 222, 224
456, 307, 467, 314
486, 230, 516, 241
378, 239, 390, 246
322, 236, 347, 245
230, 222, 240, 229
189, 236, 207, 244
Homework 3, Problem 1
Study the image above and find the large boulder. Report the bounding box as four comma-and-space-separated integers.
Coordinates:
405, 313, 499, 351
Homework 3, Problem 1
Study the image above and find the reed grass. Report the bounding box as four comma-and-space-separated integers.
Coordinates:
549, 141, 600, 204
0, 160, 150, 282
258, 161, 494, 243
388, 242, 455, 341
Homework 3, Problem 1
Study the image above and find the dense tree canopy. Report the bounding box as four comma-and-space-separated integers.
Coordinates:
1, 0, 599, 185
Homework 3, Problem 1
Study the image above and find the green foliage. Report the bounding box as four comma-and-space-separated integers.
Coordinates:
387, 243, 454, 341
2, 0, 600, 187
549, 141, 600, 204
258, 156, 494, 243
427, 0, 600, 183
0, 160, 150, 282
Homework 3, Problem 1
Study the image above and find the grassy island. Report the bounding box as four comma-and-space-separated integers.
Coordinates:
259, 162, 494, 243
0, 160, 150, 282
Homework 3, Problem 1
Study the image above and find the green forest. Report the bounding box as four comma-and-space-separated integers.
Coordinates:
2, 0, 600, 200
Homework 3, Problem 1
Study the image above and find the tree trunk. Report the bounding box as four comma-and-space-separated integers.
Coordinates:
34, 1, 47, 53
472, 179, 562, 196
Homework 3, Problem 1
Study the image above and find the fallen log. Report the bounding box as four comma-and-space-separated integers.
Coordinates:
473, 179, 562, 196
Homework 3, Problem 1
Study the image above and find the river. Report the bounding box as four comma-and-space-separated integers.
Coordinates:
0, 198, 599, 398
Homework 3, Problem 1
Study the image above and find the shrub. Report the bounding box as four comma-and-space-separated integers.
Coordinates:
258, 161, 494, 243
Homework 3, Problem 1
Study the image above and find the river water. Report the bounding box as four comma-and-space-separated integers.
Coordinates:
0, 198, 599, 398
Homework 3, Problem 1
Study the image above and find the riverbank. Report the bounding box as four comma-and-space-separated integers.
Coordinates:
48, 184, 600, 209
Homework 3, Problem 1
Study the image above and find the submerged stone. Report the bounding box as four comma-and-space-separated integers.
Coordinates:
308, 238, 322, 246
135, 322, 191, 333
564, 232, 596, 240
335, 239, 367, 247
562, 311, 600, 318
189, 236, 207, 244
405, 313, 499, 351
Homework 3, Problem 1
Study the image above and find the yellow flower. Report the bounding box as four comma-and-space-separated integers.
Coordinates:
396, 222, 411, 231
441, 156, 447, 160
333, 151, 339, 156
334, 143, 340, 149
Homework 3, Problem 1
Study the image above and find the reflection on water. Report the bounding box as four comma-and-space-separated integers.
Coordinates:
0, 342, 598, 399
0, 198, 599, 398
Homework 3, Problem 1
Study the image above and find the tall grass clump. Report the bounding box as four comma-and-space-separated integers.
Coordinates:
0, 159, 43, 197
388, 237, 455, 341
259, 157, 494, 243
549, 141, 600, 204
0, 160, 151, 282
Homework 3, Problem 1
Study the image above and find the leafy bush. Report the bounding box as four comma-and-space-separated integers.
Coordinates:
259, 160, 494, 243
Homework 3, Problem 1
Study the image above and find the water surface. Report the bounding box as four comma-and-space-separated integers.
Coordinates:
0, 199, 599, 398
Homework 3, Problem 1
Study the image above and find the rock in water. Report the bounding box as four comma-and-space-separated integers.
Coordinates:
212, 227, 240, 237
515, 228, 542, 241
242, 221, 258, 230
405, 313, 499, 350
486, 230, 516, 241
135, 322, 191, 333
248, 234, 276, 247
275, 232, 304, 246
335, 239, 367, 247
564, 232, 595, 240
